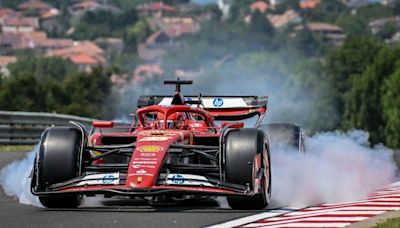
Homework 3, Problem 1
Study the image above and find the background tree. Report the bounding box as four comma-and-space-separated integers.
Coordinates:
327, 36, 382, 94
289, 60, 339, 132
377, 23, 398, 40
0, 75, 46, 112
293, 24, 322, 57
0, 0, 25, 8
205, 4, 223, 21
0, 56, 114, 119
163, 0, 190, 5
356, 3, 395, 21
62, 68, 114, 118
72, 9, 138, 40
8, 56, 77, 82
124, 19, 152, 50
227, 2, 240, 23
335, 15, 370, 36
342, 47, 400, 144
326, 36, 382, 119
275, 0, 300, 13
227, 0, 253, 23
249, 10, 274, 37
394, 0, 400, 14
109, 0, 146, 9
382, 67, 400, 148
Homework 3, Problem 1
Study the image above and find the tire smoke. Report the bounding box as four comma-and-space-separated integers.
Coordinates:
269, 130, 397, 208
0, 147, 41, 207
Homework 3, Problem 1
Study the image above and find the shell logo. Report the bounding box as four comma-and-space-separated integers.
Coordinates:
138, 145, 163, 153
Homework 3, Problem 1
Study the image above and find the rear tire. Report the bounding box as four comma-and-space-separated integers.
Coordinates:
224, 128, 270, 210
260, 123, 304, 153
36, 127, 82, 208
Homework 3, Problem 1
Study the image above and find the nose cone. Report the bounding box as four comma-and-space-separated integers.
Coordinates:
125, 130, 187, 189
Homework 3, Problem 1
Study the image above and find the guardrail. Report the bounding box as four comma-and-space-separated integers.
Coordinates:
0, 111, 95, 145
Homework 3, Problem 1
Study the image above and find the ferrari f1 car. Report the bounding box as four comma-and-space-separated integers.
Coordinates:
31, 79, 304, 209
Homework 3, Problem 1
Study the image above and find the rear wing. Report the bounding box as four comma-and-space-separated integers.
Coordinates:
137, 96, 268, 121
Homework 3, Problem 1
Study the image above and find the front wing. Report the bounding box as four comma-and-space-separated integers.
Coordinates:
31, 172, 259, 197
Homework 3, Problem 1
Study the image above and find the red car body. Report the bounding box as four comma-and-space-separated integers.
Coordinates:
31, 80, 271, 209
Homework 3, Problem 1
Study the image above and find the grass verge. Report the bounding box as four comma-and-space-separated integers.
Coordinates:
0, 145, 35, 152
374, 217, 400, 228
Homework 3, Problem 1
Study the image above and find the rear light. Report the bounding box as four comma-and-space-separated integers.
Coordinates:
92, 121, 114, 128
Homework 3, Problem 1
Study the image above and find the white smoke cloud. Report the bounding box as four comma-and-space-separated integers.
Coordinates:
0, 148, 41, 207
269, 130, 397, 208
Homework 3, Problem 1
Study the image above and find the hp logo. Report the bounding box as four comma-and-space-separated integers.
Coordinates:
102, 175, 115, 184
171, 174, 185, 184
213, 98, 224, 107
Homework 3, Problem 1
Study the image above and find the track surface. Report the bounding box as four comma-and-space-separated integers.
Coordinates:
0, 152, 262, 228
2, 152, 398, 228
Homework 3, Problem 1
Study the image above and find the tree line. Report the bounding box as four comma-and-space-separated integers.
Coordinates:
0, 55, 114, 119
328, 37, 400, 148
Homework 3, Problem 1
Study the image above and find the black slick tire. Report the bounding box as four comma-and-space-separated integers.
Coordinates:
224, 128, 269, 210
260, 123, 305, 153
36, 127, 82, 208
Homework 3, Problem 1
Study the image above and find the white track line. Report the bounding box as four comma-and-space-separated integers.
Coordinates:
259, 222, 351, 228
287, 206, 399, 217
205, 208, 305, 228
256, 212, 382, 225
304, 200, 400, 211
261, 216, 369, 223
264, 211, 383, 222
339, 206, 400, 210
243, 217, 368, 227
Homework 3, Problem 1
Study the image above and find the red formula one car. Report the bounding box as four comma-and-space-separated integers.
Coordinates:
31, 80, 303, 209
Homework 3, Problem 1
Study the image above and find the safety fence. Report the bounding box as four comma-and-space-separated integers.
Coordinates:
0, 111, 94, 145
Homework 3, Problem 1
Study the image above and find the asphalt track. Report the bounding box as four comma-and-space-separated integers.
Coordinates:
0, 151, 262, 228
3, 152, 398, 228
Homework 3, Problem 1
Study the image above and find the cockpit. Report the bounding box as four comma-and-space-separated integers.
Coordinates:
137, 106, 212, 132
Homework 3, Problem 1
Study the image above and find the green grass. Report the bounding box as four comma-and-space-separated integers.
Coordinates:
374, 217, 400, 228
0, 145, 35, 152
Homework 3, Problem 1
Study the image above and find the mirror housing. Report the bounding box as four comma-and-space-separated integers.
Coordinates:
92, 121, 114, 128
221, 122, 244, 129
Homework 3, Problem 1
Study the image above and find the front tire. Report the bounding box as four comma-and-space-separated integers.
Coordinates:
224, 128, 270, 210
36, 127, 82, 208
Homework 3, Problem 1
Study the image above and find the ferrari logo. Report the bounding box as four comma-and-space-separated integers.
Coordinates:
137, 176, 142, 183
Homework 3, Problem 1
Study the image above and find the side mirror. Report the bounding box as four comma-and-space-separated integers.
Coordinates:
130, 113, 137, 125
92, 121, 114, 128
221, 122, 244, 129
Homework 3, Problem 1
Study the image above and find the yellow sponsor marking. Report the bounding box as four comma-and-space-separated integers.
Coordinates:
138, 145, 163, 153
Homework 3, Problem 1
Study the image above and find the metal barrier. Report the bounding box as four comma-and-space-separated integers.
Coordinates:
0, 111, 95, 145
